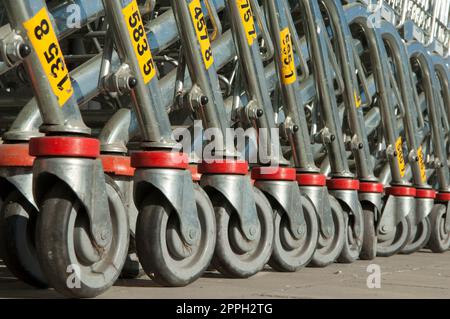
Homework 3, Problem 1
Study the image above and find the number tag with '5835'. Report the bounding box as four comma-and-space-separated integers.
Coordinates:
23, 7, 73, 107
123, 0, 156, 84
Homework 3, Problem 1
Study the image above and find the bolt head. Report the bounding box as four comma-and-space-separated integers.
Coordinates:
297, 225, 305, 236
249, 226, 257, 236
189, 229, 197, 240
128, 77, 138, 89
19, 44, 31, 58
256, 109, 264, 117
200, 95, 209, 106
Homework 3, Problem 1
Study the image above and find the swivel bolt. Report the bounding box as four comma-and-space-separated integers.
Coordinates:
256, 109, 264, 117
200, 95, 209, 106
297, 225, 305, 236
189, 229, 197, 241
18, 44, 31, 59
127, 77, 138, 89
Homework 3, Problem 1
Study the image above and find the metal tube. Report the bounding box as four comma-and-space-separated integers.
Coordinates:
3, 0, 90, 135
226, 0, 288, 165
102, 0, 175, 148
321, 0, 376, 181
265, 0, 318, 172
408, 42, 450, 192
381, 23, 430, 188
169, 0, 236, 158
297, 0, 352, 178
344, 4, 409, 185
0, 0, 105, 76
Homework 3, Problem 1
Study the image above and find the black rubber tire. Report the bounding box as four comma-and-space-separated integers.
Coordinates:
0, 190, 47, 288
212, 187, 274, 278
428, 204, 450, 253
36, 180, 129, 298
269, 196, 318, 272
377, 217, 410, 257
400, 215, 431, 255
359, 207, 377, 260
309, 195, 345, 267
136, 184, 216, 286
337, 203, 364, 264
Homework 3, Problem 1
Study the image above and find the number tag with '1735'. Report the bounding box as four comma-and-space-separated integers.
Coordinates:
123, 0, 156, 84
23, 7, 73, 107
237, 0, 257, 46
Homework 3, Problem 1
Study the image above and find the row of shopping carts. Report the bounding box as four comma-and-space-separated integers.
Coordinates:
0, 0, 448, 298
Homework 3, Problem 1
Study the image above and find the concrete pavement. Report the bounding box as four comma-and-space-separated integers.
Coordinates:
1, 250, 450, 299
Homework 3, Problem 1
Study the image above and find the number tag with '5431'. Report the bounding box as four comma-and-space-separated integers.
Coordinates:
23, 7, 73, 107
280, 27, 296, 85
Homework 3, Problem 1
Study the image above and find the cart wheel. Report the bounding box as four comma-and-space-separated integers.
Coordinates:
212, 187, 274, 278
377, 217, 410, 257
309, 195, 345, 267
400, 215, 431, 254
136, 184, 216, 286
359, 207, 377, 260
0, 191, 47, 288
36, 180, 129, 298
269, 196, 318, 272
337, 203, 364, 263
428, 204, 450, 253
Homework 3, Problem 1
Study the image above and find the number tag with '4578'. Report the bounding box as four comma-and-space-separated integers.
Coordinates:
23, 7, 73, 107
123, 0, 156, 84
189, 0, 214, 70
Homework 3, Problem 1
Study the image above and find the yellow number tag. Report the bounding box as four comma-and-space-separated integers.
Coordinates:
354, 91, 362, 108
395, 137, 406, 177
123, 0, 156, 84
189, 0, 214, 70
23, 7, 73, 107
279, 28, 297, 85
237, 0, 257, 46
417, 146, 427, 182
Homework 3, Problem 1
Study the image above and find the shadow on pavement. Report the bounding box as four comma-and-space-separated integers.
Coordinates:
0, 259, 61, 299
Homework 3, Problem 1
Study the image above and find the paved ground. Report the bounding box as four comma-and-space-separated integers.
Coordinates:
1, 250, 450, 299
